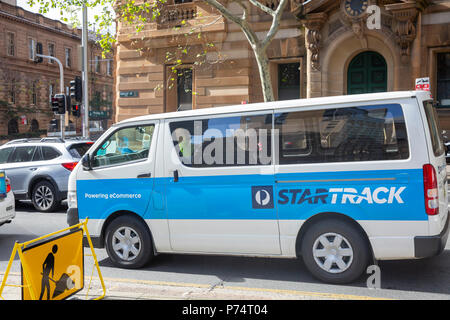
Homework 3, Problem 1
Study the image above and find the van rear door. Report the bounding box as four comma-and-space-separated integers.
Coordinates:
421, 99, 448, 233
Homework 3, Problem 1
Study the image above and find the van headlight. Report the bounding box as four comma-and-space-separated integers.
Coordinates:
67, 191, 78, 208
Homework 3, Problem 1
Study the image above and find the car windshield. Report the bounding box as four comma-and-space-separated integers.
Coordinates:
67, 143, 93, 159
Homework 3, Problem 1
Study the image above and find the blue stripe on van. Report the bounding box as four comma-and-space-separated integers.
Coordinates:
76, 168, 428, 221
275, 169, 426, 221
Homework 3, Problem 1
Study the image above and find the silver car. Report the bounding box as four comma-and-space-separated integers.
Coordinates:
0, 138, 93, 212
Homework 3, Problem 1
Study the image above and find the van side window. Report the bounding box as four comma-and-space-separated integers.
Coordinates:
169, 114, 273, 167
92, 125, 155, 168
275, 103, 409, 164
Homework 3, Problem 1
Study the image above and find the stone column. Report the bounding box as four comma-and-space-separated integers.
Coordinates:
300, 12, 327, 98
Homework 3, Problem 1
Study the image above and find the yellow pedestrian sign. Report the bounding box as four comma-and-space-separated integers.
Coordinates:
21, 229, 84, 300
0, 219, 105, 300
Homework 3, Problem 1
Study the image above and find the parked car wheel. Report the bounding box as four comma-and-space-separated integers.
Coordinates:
31, 180, 60, 212
105, 215, 154, 269
300, 218, 370, 284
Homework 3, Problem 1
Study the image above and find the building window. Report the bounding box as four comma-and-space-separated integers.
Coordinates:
65, 48, 72, 68
177, 68, 193, 111
278, 63, 300, 100
8, 119, 19, 135
28, 38, 35, 60
6, 32, 15, 56
9, 80, 16, 104
95, 55, 101, 73
437, 52, 450, 108
31, 82, 37, 105
49, 83, 55, 103
106, 60, 112, 76
48, 43, 55, 64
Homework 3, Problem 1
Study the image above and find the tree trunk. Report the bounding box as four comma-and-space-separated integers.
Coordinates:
254, 48, 274, 102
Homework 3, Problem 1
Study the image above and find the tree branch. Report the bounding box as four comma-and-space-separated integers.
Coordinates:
202, 0, 244, 28
261, 0, 289, 49
203, 0, 260, 47
247, 0, 275, 16
234, 0, 249, 21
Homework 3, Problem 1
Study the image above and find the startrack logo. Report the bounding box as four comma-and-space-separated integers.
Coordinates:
252, 186, 274, 209
276, 187, 406, 205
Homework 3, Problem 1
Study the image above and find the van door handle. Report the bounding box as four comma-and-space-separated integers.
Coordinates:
173, 170, 179, 182
137, 173, 151, 178
29, 167, 37, 171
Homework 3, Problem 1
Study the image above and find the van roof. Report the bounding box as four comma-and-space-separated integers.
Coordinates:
118, 90, 431, 125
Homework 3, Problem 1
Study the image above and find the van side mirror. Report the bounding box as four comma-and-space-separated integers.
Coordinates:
82, 154, 92, 171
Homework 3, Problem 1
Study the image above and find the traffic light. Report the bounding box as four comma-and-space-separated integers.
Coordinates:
72, 104, 81, 117
51, 94, 66, 114
70, 76, 82, 102
34, 42, 43, 64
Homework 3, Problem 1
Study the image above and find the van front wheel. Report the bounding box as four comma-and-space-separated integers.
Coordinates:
105, 215, 153, 269
300, 219, 370, 284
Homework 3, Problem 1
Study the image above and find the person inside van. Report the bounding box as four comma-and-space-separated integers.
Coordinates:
118, 136, 133, 154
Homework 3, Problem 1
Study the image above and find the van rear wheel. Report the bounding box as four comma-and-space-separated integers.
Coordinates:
105, 215, 153, 269
300, 219, 370, 284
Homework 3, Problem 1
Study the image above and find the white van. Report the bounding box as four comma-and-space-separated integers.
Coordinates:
67, 91, 449, 284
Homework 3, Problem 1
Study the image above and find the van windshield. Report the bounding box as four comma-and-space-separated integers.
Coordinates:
423, 100, 444, 157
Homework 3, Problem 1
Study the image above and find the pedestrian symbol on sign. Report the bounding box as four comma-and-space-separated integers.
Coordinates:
39, 244, 58, 300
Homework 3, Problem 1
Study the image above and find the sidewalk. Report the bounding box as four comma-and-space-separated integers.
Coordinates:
0, 272, 380, 300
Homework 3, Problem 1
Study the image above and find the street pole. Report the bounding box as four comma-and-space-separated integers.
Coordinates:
36, 53, 65, 139
82, 4, 90, 139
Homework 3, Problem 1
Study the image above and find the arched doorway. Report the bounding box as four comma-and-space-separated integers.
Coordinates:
30, 119, 39, 132
8, 119, 18, 135
347, 51, 387, 94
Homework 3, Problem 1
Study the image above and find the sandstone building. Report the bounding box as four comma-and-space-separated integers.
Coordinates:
0, 0, 114, 139
115, 0, 450, 129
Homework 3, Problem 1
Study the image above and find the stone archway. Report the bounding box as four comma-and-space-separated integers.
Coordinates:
320, 29, 403, 97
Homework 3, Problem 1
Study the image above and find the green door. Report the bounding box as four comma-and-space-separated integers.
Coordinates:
347, 51, 387, 94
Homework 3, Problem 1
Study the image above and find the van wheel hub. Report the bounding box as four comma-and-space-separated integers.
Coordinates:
312, 233, 354, 274
112, 227, 141, 261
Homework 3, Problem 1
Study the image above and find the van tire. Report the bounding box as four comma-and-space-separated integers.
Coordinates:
300, 218, 369, 284
105, 215, 153, 269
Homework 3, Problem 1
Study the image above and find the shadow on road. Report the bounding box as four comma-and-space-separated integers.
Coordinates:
0, 234, 36, 261
98, 247, 450, 296
0, 201, 68, 262
14, 201, 68, 213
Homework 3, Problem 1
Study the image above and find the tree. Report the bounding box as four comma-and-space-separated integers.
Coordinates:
26, 0, 298, 102
200, 0, 289, 101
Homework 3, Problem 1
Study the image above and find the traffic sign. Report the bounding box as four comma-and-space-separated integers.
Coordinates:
415, 77, 430, 91
21, 229, 84, 300
0, 219, 105, 300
